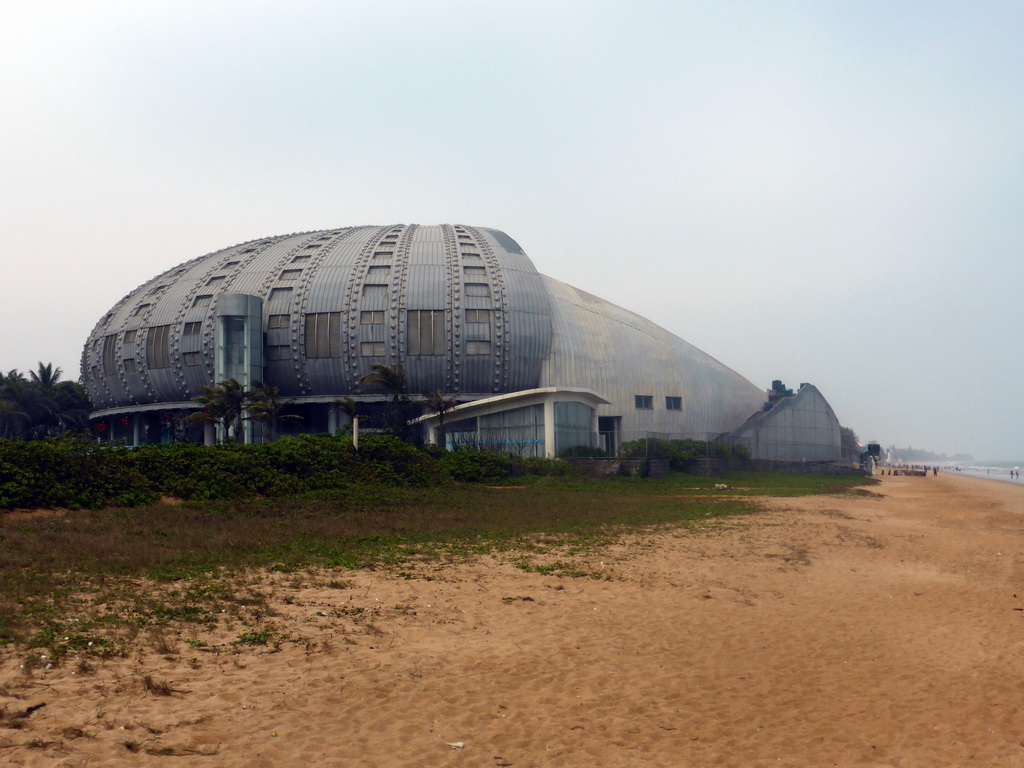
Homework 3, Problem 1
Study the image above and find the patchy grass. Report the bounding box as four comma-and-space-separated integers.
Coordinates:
0, 472, 873, 656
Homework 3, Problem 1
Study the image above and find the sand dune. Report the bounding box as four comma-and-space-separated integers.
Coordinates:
3, 472, 1024, 767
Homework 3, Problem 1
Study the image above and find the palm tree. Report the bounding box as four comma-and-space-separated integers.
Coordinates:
190, 378, 252, 442
422, 389, 457, 448
246, 381, 301, 442
0, 369, 57, 439
359, 363, 406, 403
29, 362, 62, 389
360, 363, 415, 437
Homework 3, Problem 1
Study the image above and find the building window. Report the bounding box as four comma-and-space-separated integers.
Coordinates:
407, 310, 445, 355
265, 346, 291, 361
123, 330, 137, 344
222, 260, 239, 268
360, 341, 386, 357
102, 335, 117, 374
304, 312, 342, 358
268, 287, 292, 302
464, 283, 489, 297
465, 309, 490, 324
148, 284, 166, 295
183, 321, 202, 335
360, 310, 385, 325
466, 340, 491, 355
267, 314, 289, 329
666, 396, 682, 411
193, 294, 213, 308
362, 284, 388, 298
183, 351, 203, 366
462, 253, 483, 264
635, 395, 653, 410
292, 253, 310, 261
133, 303, 150, 316
366, 266, 390, 281
278, 269, 302, 282
206, 276, 225, 287
146, 325, 172, 369
123, 358, 136, 372
463, 266, 486, 279
372, 251, 393, 258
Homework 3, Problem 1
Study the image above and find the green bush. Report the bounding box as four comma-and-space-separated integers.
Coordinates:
438, 450, 510, 482
0, 432, 451, 510
0, 437, 157, 509
618, 438, 748, 470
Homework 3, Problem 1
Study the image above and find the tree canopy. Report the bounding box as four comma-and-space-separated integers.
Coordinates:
0, 363, 91, 439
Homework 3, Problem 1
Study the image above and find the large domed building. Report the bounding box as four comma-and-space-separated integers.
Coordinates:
83, 224, 841, 460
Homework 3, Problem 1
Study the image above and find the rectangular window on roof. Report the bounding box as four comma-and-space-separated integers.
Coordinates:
267, 314, 289, 329
366, 265, 390, 280
268, 287, 292, 302
362, 284, 388, 298
223, 261, 239, 268
463, 266, 486, 278
665, 396, 682, 411
148, 285, 166, 295
464, 283, 489, 297
133, 304, 150, 316
360, 341, 385, 357
146, 325, 172, 369
634, 395, 653, 410
465, 309, 490, 324
123, 330, 137, 344
183, 321, 201, 335
278, 269, 302, 282
292, 253, 310, 261
102, 335, 117, 374
193, 294, 212, 308
304, 312, 342, 358
360, 310, 385, 325
123, 358, 136, 372
266, 345, 291, 361
183, 352, 203, 366
407, 310, 445, 355
206, 276, 225, 287
466, 340, 490, 355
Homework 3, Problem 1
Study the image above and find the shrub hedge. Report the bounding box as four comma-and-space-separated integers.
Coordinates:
0, 435, 575, 510
618, 438, 750, 469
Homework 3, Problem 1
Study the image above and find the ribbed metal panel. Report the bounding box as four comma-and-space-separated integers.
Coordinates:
84, 225, 763, 442
538, 276, 763, 440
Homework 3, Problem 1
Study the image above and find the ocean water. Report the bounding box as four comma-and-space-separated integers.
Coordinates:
946, 466, 1023, 485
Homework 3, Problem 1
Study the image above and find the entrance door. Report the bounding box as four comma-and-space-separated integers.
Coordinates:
598, 416, 620, 456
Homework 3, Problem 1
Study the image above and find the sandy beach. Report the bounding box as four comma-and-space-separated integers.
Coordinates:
3, 471, 1024, 767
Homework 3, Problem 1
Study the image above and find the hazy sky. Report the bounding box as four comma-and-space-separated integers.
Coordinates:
2, 1, 1022, 460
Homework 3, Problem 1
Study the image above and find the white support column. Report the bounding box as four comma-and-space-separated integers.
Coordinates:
132, 415, 141, 447
543, 398, 556, 459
